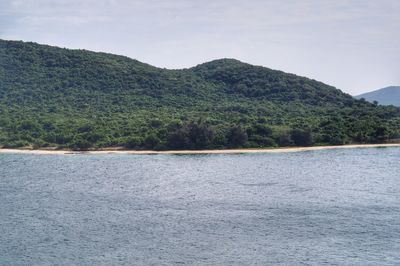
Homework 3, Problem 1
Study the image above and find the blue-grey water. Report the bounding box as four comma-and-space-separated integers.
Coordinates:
1, 148, 400, 265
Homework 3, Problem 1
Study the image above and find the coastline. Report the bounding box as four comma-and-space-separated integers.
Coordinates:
0, 143, 399, 155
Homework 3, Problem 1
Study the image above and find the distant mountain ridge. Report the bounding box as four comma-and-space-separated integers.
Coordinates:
356, 86, 400, 106
0, 39, 399, 150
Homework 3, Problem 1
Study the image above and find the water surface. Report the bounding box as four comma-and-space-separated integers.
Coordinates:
1, 148, 400, 265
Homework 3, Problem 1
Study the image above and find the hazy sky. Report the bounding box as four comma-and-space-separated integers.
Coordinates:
1, 0, 399, 95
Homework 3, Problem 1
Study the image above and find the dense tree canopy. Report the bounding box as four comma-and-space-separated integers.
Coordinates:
0, 39, 399, 150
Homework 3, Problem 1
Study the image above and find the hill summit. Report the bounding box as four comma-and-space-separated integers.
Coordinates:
0, 39, 399, 150
356, 86, 400, 107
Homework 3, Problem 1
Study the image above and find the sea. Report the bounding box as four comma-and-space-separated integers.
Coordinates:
1, 147, 399, 265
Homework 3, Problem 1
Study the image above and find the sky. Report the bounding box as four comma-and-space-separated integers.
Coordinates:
0, 0, 399, 95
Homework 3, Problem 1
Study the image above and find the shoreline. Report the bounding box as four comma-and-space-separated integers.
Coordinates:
0, 143, 399, 155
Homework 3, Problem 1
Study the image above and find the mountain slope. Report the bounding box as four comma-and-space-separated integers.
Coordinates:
0, 39, 399, 150
191, 59, 354, 106
356, 86, 400, 106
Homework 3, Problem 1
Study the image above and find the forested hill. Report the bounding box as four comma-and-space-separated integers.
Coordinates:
0, 39, 399, 150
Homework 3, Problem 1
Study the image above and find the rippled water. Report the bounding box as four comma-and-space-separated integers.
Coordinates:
1, 147, 400, 265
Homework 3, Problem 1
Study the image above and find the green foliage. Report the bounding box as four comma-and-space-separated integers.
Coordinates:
291, 128, 314, 146
166, 120, 214, 149
0, 39, 399, 150
227, 126, 248, 147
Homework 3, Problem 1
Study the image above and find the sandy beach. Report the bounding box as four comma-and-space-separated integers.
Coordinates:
0, 143, 399, 155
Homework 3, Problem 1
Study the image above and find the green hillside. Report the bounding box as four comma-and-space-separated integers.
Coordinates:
0, 39, 399, 150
